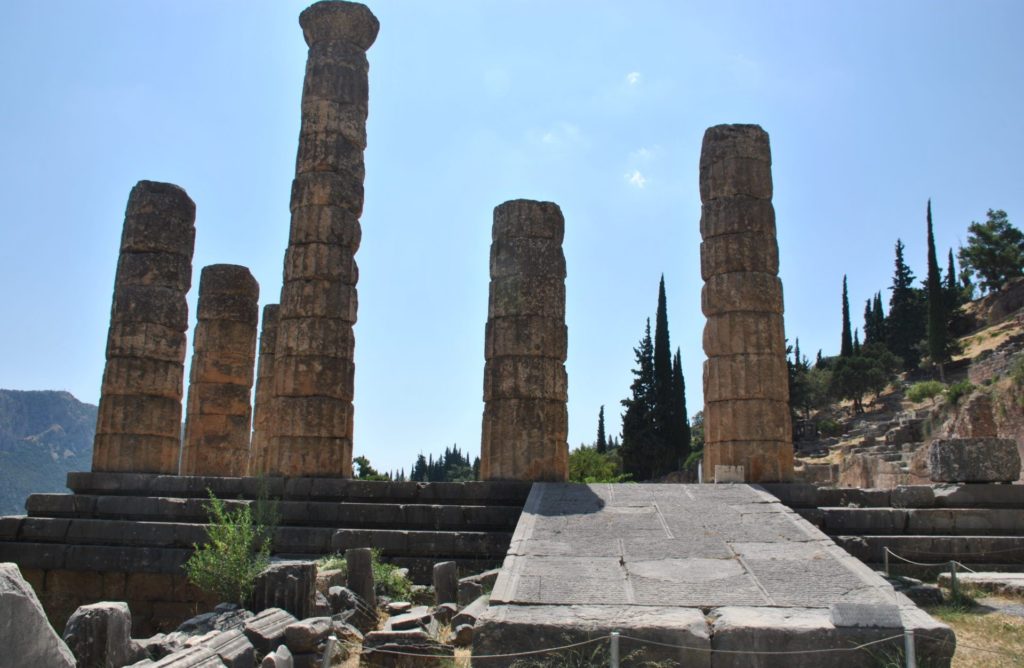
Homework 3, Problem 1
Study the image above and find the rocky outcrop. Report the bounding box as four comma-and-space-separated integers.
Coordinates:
0, 562, 75, 667
62, 601, 144, 667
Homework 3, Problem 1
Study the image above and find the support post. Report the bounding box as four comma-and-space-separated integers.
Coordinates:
609, 631, 620, 668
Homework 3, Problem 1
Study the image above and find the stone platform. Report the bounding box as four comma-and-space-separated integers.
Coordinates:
474, 483, 955, 667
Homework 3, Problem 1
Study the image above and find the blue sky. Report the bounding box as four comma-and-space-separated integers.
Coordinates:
1, 1, 1022, 475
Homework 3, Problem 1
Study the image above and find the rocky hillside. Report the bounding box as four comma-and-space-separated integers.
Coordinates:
0, 390, 96, 515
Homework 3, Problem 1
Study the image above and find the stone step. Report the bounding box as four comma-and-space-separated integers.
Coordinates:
833, 534, 1024, 566
763, 482, 1024, 509
66, 472, 532, 506
0, 516, 514, 559
819, 507, 1024, 536
24, 493, 522, 531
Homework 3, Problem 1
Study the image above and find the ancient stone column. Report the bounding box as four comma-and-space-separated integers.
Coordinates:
92, 181, 196, 473
248, 304, 279, 475
179, 265, 259, 476
268, 1, 378, 477
480, 200, 569, 481
699, 124, 793, 482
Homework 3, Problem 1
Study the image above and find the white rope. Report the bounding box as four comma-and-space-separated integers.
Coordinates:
883, 547, 978, 573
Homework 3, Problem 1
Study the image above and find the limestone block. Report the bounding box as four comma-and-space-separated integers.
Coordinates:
481, 399, 568, 481
252, 562, 316, 620
279, 279, 358, 320
458, 581, 484, 607
267, 435, 352, 477
283, 617, 331, 654
345, 548, 377, 611
95, 394, 182, 438
489, 237, 566, 279
190, 354, 256, 386
299, 2, 380, 51
198, 295, 260, 325
301, 98, 368, 149
111, 285, 190, 329
704, 441, 794, 483
283, 243, 358, 283
116, 252, 193, 292
260, 644, 293, 668
703, 354, 789, 402
119, 182, 196, 257
276, 316, 355, 358
185, 383, 253, 415
0, 562, 76, 667
273, 355, 354, 400
487, 276, 565, 319
433, 561, 458, 605
485, 316, 567, 360
928, 438, 1021, 483
62, 601, 139, 668
702, 312, 785, 357
701, 273, 783, 316
274, 396, 353, 437
295, 130, 366, 176
106, 322, 187, 363
194, 320, 259, 355
483, 357, 567, 401
945, 391, 998, 438
101, 357, 185, 400
699, 125, 772, 202
493, 199, 565, 242
700, 232, 779, 280
243, 607, 298, 656
699, 197, 777, 240
91, 434, 182, 474
250, 306, 279, 475
196, 628, 254, 668
704, 399, 791, 444
288, 205, 361, 248
289, 172, 363, 215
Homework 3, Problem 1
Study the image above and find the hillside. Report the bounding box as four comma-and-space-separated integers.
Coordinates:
0, 390, 96, 515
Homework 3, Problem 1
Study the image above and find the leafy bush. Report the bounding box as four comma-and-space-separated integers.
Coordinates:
568, 446, 631, 483
183, 491, 271, 606
945, 380, 975, 405
906, 380, 946, 403
314, 548, 411, 600
817, 419, 844, 438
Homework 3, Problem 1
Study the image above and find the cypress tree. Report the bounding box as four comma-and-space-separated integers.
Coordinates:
653, 276, 673, 449
840, 275, 853, 357
945, 248, 961, 309
793, 338, 802, 368
621, 320, 656, 480
596, 405, 607, 453
852, 329, 861, 356
671, 348, 691, 467
872, 292, 886, 343
926, 200, 949, 379
863, 299, 875, 345
886, 239, 925, 369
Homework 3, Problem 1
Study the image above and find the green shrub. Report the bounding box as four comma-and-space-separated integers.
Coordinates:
314, 548, 411, 601
945, 380, 975, 405
906, 380, 946, 403
817, 419, 844, 438
568, 446, 631, 483
183, 491, 271, 606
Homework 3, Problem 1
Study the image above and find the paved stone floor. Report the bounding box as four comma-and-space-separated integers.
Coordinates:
474, 483, 956, 667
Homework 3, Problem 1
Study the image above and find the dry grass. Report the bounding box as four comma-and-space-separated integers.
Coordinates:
955, 318, 1020, 361
927, 597, 1024, 667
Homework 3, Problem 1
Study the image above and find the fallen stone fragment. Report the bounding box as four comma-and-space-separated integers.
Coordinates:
283, 616, 332, 654
130, 645, 227, 667
0, 562, 76, 667
452, 594, 488, 629
457, 580, 483, 607
177, 604, 253, 636
361, 629, 452, 668
433, 561, 458, 605
252, 561, 316, 619
451, 623, 473, 647
385, 601, 411, 615
928, 437, 1021, 482
259, 643, 293, 668
197, 628, 254, 668
345, 548, 376, 611
386, 606, 432, 631
243, 607, 297, 655
458, 568, 500, 591
63, 600, 142, 668
431, 602, 458, 626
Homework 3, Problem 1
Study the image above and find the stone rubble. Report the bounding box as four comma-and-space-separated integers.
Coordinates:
0, 562, 76, 667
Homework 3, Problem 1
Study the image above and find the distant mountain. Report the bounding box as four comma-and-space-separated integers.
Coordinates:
0, 390, 96, 515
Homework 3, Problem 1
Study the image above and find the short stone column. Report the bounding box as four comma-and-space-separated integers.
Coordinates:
480, 200, 569, 481
92, 181, 196, 473
248, 304, 279, 475
699, 124, 793, 482
180, 264, 259, 476
269, 1, 379, 477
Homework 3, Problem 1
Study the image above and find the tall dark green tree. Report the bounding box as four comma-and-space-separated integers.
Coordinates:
596, 405, 607, 454
852, 329, 861, 356
620, 320, 656, 480
840, 275, 853, 357
872, 293, 886, 343
886, 239, 926, 369
671, 348, 691, 467
925, 200, 950, 379
958, 209, 1024, 294
652, 276, 674, 445
945, 249, 960, 307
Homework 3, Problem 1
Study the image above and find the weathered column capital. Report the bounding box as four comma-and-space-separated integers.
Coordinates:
299, 1, 379, 49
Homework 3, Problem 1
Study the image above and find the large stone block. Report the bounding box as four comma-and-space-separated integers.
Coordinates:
481, 399, 568, 481
106, 322, 187, 363
118, 181, 196, 257
704, 441, 794, 483
252, 562, 316, 620
699, 197, 777, 240
276, 316, 356, 358
300, 98, 368, 149
95, 394, 183, 439
483, 357, 568, 401
185, 383, 253, 415
273, 355, 354, 400
288, 205, 362, 248
274, 396, 353, 437
703, 312, 785, 357
699, 124, 772, 202
701, 272, 783, 316
116, 252, 193, 292
91, 434, 182, 474
489, 237, 566, 279
700, 232, 779, 280
111, 285, 190, 330
493, 199, 565, 242
101, 357, 185, 400
703, 354, 789, 403
62, 601, 140, 668
279, 279, 358, 320
299, 2, 380, 51
194, 319, 259, 355
0, 562, 76, 667
283, 243, 358, 283
295, 129, 366, 176
928, 438, 1021, 483
289, 172, 363, 215
485, 316, 567, 360
487, 275, 565, 319
267, 435, 353, 477
197, 294, 260, 325
190, 354, 256, 386
704, 398, 791, 444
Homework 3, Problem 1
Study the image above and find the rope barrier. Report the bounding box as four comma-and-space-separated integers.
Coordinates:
883, 546, 978, 572
918, 632, 1021, 659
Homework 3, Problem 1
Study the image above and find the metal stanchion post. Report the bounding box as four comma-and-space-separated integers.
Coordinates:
884, 547, 890, 576
610, 631, 620, 668
904, 629, 917, 668
950, 560, 959, 601
321, 635, 337, 668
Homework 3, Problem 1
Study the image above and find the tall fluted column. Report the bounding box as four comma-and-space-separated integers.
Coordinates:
180, 265, 259, 476
269, 1, 378, 477
248, 304, 279, 475
699, 124, 793, 482
480, 200, 569, 481
92, 181, 196, 473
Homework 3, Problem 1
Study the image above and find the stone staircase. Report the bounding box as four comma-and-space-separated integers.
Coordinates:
0, 472, 531, 582
764, 482, 1024, 577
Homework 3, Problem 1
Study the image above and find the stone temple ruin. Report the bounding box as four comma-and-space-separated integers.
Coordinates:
11, 1, 1024, 665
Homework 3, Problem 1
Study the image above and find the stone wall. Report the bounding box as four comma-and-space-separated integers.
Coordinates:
480, 200, 569, 481
93, 181, 196, 474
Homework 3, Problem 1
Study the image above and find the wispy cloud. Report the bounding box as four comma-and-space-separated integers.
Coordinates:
625, 169, 647, 189
530, 122, 587, 151
626, 71, 642, 86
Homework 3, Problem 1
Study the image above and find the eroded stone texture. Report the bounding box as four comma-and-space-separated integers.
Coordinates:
93, 181, 196, 474
180, 265, 259, 476
267, 1, 378, 478
249, 304, 280, 475
481, 200, 568, 481
699, 125, 793, 482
